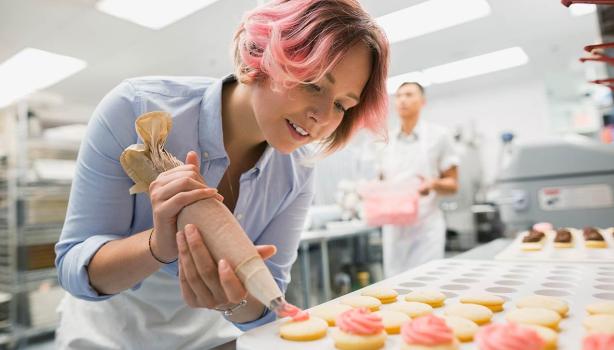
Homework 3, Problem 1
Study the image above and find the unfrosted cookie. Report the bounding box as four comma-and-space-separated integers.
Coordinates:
442, 316, 479, 342
405, 290, 446, 308
586, 301, 614, 316
310, 303, 352, 326
384, 301, 433, 318
279, 316, 328, 341
339, 295, 382, 311
505, 307, 562, 330
374, 310, 410, 334
583, 314, 614, 334
444, 303, 493, 325
459, 293, 505, 312
332, 328, 387, 350
361, 286, 398, 304
521, 324, 558, 350
516, 295, 569, 317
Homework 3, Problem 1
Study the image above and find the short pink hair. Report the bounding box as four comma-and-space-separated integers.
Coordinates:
233, 0, 390, 152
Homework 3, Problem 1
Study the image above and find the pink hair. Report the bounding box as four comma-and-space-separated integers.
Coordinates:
233, 0, 390, 152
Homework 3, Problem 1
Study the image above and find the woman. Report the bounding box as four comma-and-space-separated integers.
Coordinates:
54, 0, 389, 348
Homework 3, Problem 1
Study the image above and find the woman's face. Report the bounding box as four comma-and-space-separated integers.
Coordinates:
250, 43, 372, 154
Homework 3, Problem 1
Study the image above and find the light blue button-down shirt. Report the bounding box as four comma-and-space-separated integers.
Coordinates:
55, 75, 315, 331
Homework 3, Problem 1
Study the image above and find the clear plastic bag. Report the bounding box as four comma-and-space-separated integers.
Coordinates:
357, 178, 420, 226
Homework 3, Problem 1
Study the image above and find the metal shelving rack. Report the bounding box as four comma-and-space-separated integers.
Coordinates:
0, 102, 78, 348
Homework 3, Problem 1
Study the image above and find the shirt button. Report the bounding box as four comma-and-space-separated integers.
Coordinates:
202, 151, 209, 159
236, 213, 243, 220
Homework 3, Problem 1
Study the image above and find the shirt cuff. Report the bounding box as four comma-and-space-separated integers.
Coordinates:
71, 234, 142, 301
231, 307, 277, 332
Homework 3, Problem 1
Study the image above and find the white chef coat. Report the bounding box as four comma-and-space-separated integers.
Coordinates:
380, 120, 459, 277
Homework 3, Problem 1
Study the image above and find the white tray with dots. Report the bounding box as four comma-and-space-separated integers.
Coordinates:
236, 259, 614, 350
495, 228, 614, 263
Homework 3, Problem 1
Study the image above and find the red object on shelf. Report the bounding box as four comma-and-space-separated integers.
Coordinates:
589, 78, 614, 89
585, 42, 614, 53
562, 0, 614, 6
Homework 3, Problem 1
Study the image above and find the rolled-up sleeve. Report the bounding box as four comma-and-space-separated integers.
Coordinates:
438, 130, 460, 172
231, 170, 315, 331
55, 81, 140, 301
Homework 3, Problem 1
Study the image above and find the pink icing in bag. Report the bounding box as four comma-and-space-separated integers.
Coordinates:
357, 178, 420, 226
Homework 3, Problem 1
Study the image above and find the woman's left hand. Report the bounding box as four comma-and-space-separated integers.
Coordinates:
177, 224, 277, 311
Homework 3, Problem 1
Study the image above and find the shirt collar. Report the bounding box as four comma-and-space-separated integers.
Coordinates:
198, 74, 235, 161
396, 119, 424, 142
198, 74, 275, 177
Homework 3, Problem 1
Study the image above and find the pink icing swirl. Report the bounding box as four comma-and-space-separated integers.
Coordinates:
278, 303, 309, 321
533, 222, 553, 232
476, 323, 544, 350
336, 308, 384, 335
401, 315, 454, 346
583, 334, 614, 350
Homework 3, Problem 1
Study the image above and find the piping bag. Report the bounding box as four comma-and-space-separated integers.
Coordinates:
120, 111, 302, 317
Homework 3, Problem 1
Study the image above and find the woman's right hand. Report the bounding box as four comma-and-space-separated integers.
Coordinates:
148, 151, 223, 262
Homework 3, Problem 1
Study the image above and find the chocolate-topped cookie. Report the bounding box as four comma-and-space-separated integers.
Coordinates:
584, 227, 604, 241
554, 229, 572, 243
522, 229, 545, 243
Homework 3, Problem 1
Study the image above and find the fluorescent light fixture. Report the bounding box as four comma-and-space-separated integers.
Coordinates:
386, 47, 528, 93
424, 47, 528, 84
386, 71, 432, 93
0, 48, 86, 108
570, 4, 596, 16
96, 0, 221, 30
376, 0, 491, 44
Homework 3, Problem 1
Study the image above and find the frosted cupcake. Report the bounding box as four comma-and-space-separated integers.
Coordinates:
332, 307, 387, 350
400, 315, 459, 350
475, 323, 544, 350
583, 333, 614, 350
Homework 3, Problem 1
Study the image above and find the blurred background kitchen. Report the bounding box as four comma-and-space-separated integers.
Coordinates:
1, 0, 613, 348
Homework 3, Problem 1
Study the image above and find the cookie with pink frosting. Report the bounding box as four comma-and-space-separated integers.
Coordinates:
583, 334, 614, 350
401, 315, 459, 350
476, 323, 545, 350
331, 307, 387, 350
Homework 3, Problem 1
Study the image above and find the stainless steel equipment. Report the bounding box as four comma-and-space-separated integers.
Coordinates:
491, 135, 614, 235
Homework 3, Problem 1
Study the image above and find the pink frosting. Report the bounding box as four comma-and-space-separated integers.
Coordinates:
336, 308, 384, 335
476, 323, 544, 350
401, 315, 455, 346
583, 334, 614, 350
532, 222, 553, 232
279, 303, 309, 321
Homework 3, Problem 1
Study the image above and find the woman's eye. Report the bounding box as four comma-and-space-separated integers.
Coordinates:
335, 102, 347, 113
307, 83, 322, 92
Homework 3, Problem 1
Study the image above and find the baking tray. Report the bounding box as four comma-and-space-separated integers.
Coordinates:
237, 259, 614, 350
495, 228, 614, 263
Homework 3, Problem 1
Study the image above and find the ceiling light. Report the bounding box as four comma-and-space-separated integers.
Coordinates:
424, 47, 529, 84
0, 48, 86, 108
386, 47, 529, 93
96, 0, 221, 30
570, 4, 596, 16
376, 0, 491, 44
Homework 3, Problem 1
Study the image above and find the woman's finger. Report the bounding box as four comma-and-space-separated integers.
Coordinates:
153, 170, 205, 187
177, 230, 215, 308
185, 151, 200, 173
177, 238, 199, 307
154, 177, 211, 201
218, 259, 248, 304
184, 224, 228, 305
255, 245, 277, 260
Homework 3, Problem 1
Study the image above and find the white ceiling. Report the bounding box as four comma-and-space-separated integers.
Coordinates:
0, 0, 601, 122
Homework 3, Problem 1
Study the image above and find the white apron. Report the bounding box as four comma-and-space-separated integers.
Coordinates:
55, 270, 241, 350
381, 129, 446, 278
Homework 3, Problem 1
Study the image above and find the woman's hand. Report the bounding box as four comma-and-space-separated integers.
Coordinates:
177, 224, 277, 314
149, 151, 223, 262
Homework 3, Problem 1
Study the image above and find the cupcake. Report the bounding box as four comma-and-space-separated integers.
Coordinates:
583, 333, 614, 350
400, 314, 459, 350
475, 323, 544, 350
332, 307, 387, 350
